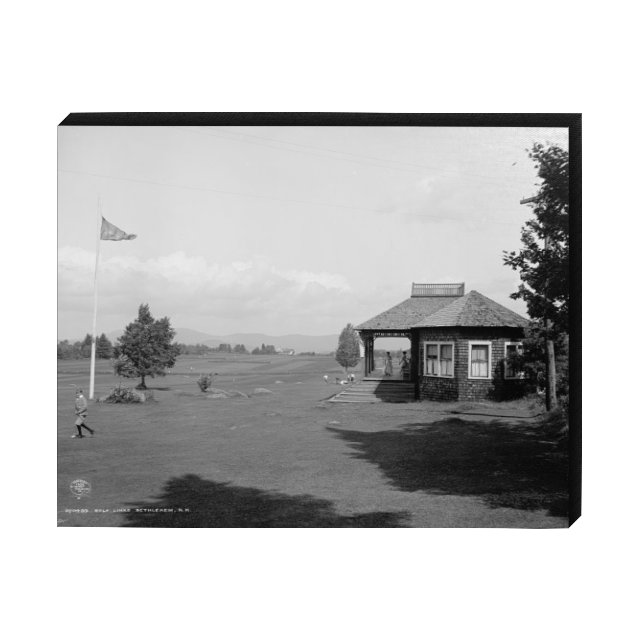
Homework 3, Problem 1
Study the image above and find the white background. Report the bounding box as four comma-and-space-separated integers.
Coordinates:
3, 1, 637, 639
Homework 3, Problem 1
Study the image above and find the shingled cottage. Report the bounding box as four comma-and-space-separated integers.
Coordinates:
355, 283, 529, 402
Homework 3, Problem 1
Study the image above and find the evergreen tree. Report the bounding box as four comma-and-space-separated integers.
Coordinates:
96, 333, 113, 359
335, 323, 361, 375
113, 304, 179, 388
79, 333, 93, 358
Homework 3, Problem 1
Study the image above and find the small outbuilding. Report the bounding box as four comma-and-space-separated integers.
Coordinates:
355, 283, 529, 402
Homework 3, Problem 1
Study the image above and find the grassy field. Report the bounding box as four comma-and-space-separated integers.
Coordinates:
57, 354, 568, 528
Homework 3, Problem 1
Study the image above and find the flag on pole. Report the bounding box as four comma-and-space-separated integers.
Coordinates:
101, 217, 137, 241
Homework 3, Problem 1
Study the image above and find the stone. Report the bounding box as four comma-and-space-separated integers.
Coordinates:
226, 390, 249, 398
207, 393, 228, 400
252, 388, 274, 395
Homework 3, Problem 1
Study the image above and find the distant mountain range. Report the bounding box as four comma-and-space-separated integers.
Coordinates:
105, 328, 340, 354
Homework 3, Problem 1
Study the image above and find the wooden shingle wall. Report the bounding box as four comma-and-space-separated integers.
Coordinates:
417, 327, 526, 402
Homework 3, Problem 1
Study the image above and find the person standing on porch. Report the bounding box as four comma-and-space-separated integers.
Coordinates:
383, 352, 393, 377
399, 351, 410, 378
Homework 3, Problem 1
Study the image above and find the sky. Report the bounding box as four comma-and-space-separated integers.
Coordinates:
58, 125, 568, 341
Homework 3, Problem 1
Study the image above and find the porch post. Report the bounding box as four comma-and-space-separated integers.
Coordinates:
411, 329, 420, 399
361, 332, 368, 378
369, 336, 375, 376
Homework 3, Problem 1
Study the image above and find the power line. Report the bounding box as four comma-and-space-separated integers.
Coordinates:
175, 126, 534, 188
58, 167, 523, 227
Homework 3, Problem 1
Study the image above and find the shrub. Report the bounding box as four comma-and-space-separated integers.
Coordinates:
104, 387, 154, 403
105, 387, 141, 403
197, 373, 214, 392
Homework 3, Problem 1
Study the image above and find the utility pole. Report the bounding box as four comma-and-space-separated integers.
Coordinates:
520, 196, 557, 411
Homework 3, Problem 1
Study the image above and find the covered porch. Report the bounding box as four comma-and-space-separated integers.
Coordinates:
358, 330, 416, 381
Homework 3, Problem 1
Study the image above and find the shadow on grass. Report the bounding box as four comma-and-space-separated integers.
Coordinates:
449, 411, 542, 419
372, 380, 416, 403
122, 474, 409, 528
327, 418, 568, 518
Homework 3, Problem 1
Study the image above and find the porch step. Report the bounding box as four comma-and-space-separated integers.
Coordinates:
329, 380, 415, 403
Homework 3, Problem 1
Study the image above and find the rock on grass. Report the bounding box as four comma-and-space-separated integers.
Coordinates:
252, 388, 274, 395
206, 388, 231, 397
207, 393, 228, 400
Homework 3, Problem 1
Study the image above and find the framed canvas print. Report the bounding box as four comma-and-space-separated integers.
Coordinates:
57, 113, 580, 528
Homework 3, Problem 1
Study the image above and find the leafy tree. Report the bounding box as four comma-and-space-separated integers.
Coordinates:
234, 344, 248, 354
503, 143, 569, 334
113, 304, 179, 389
251, 347, 261, 355
57, 339, 82, 359
335, 323, 361, 375
176, 343, 188, 355
57, 340, 67, 359
96, 333, 113, 359
503, 142, 569, 410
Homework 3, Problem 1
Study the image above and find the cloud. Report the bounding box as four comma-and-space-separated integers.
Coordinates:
58, 246, 355, 334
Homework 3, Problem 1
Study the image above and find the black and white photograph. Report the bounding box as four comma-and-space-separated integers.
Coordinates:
10, 0, 640, 634
57, 114, 578, 529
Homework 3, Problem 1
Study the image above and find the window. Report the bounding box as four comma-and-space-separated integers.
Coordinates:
426, 344, 438, 375
504, 342, 524, 379
468, 341, 492, 379
423, 342, 455, 377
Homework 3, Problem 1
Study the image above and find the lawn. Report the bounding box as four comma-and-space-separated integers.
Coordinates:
57, 354, 568, 528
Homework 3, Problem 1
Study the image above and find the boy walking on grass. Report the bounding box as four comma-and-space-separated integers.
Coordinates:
73, 389, 94, 438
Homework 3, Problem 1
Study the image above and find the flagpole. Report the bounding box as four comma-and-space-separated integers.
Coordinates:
89, 199, 101, 400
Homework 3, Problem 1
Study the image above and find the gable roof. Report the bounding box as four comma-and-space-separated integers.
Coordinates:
412, 290, 529, 328
355, 296, 458, 331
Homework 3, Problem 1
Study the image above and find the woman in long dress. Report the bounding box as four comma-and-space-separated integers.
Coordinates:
399, 351, 410, 378
383, 352, 393, 377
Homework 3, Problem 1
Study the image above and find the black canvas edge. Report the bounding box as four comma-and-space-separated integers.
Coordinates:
57, 112, 582, 527
59, 112, 580, 128
568, 117, 582, 526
